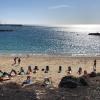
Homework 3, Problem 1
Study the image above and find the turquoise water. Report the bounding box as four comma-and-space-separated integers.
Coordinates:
0, 25, 100, 56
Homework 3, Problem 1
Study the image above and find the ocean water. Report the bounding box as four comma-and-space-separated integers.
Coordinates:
0, 25, 100, 56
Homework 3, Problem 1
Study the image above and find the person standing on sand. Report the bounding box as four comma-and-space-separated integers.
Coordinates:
12, 57, 17, 66
93, 59, 96, 72
14, 57, 17, 64
18, 57, 21, 65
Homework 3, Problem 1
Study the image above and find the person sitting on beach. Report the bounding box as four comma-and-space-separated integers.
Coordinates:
10, 69, 17, 77
77, 67, 82, 75
67, 66, 72, 75
19, 67, 25, 75
27, 66, 32, 74
21, 76, 32, 86
41, 68, 45, 71
0, 72, 10, 81
33, 66, 39, 73
58, 66, 62, 73
0, 70, 3, 77
44, 66, 49, 73
83, 70, 88, 78
42, 77, 52, 88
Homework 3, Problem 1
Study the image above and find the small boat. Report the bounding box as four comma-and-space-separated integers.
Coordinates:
88, 32, 100, 36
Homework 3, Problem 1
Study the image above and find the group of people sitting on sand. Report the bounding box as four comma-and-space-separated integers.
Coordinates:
19, 65, 50, 75
63, 59, 96, 76
58, 66, 86, 76
0, 66, 92, 87
19, 66, 39, 75
0, 65, 50, 81
21, 75, 52, 87
0, 66, 52, 87
0, 59, 97, 87
67, 66, 88, 77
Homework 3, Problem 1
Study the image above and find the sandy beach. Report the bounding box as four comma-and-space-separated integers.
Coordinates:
0, 55, 100, 87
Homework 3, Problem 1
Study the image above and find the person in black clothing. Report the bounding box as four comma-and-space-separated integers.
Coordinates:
14, 57, 17, 64
12, 57, 18, 66
18, 57, 21, 65
58, 66, 62, 73
33, 66, 39, 73
45, 66, 49, 73
93, 59, 96, 72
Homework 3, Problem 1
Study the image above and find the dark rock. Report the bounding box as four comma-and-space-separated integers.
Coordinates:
89, 72, 96, 77
79, 77, 88, 86
3, 82, 21, 89
0, 82, 37, 100
96, 72, 100, 76
88, 33, 100, 36
59, 76, 78, 88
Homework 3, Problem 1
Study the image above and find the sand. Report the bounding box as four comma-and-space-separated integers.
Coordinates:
0, 55, 100, 87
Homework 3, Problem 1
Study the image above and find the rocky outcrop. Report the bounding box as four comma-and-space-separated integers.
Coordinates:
59, 76, 78, 88
0, 82, 37, 100
88, 33, 100, 36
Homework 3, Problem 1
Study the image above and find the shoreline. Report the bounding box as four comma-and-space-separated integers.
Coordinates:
0, 53, 100, 58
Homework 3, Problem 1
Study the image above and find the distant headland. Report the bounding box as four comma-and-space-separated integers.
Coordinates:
88, 32, 100, 36
0, 24, 23, 26
0, 24, 23, 32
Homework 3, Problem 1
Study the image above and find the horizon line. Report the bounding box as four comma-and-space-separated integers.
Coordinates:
1, 23, 100, 27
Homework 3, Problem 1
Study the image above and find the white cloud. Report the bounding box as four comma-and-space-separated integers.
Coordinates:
48, 5, 70, 10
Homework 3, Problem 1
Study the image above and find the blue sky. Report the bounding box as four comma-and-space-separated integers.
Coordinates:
0, 0, 100, 25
